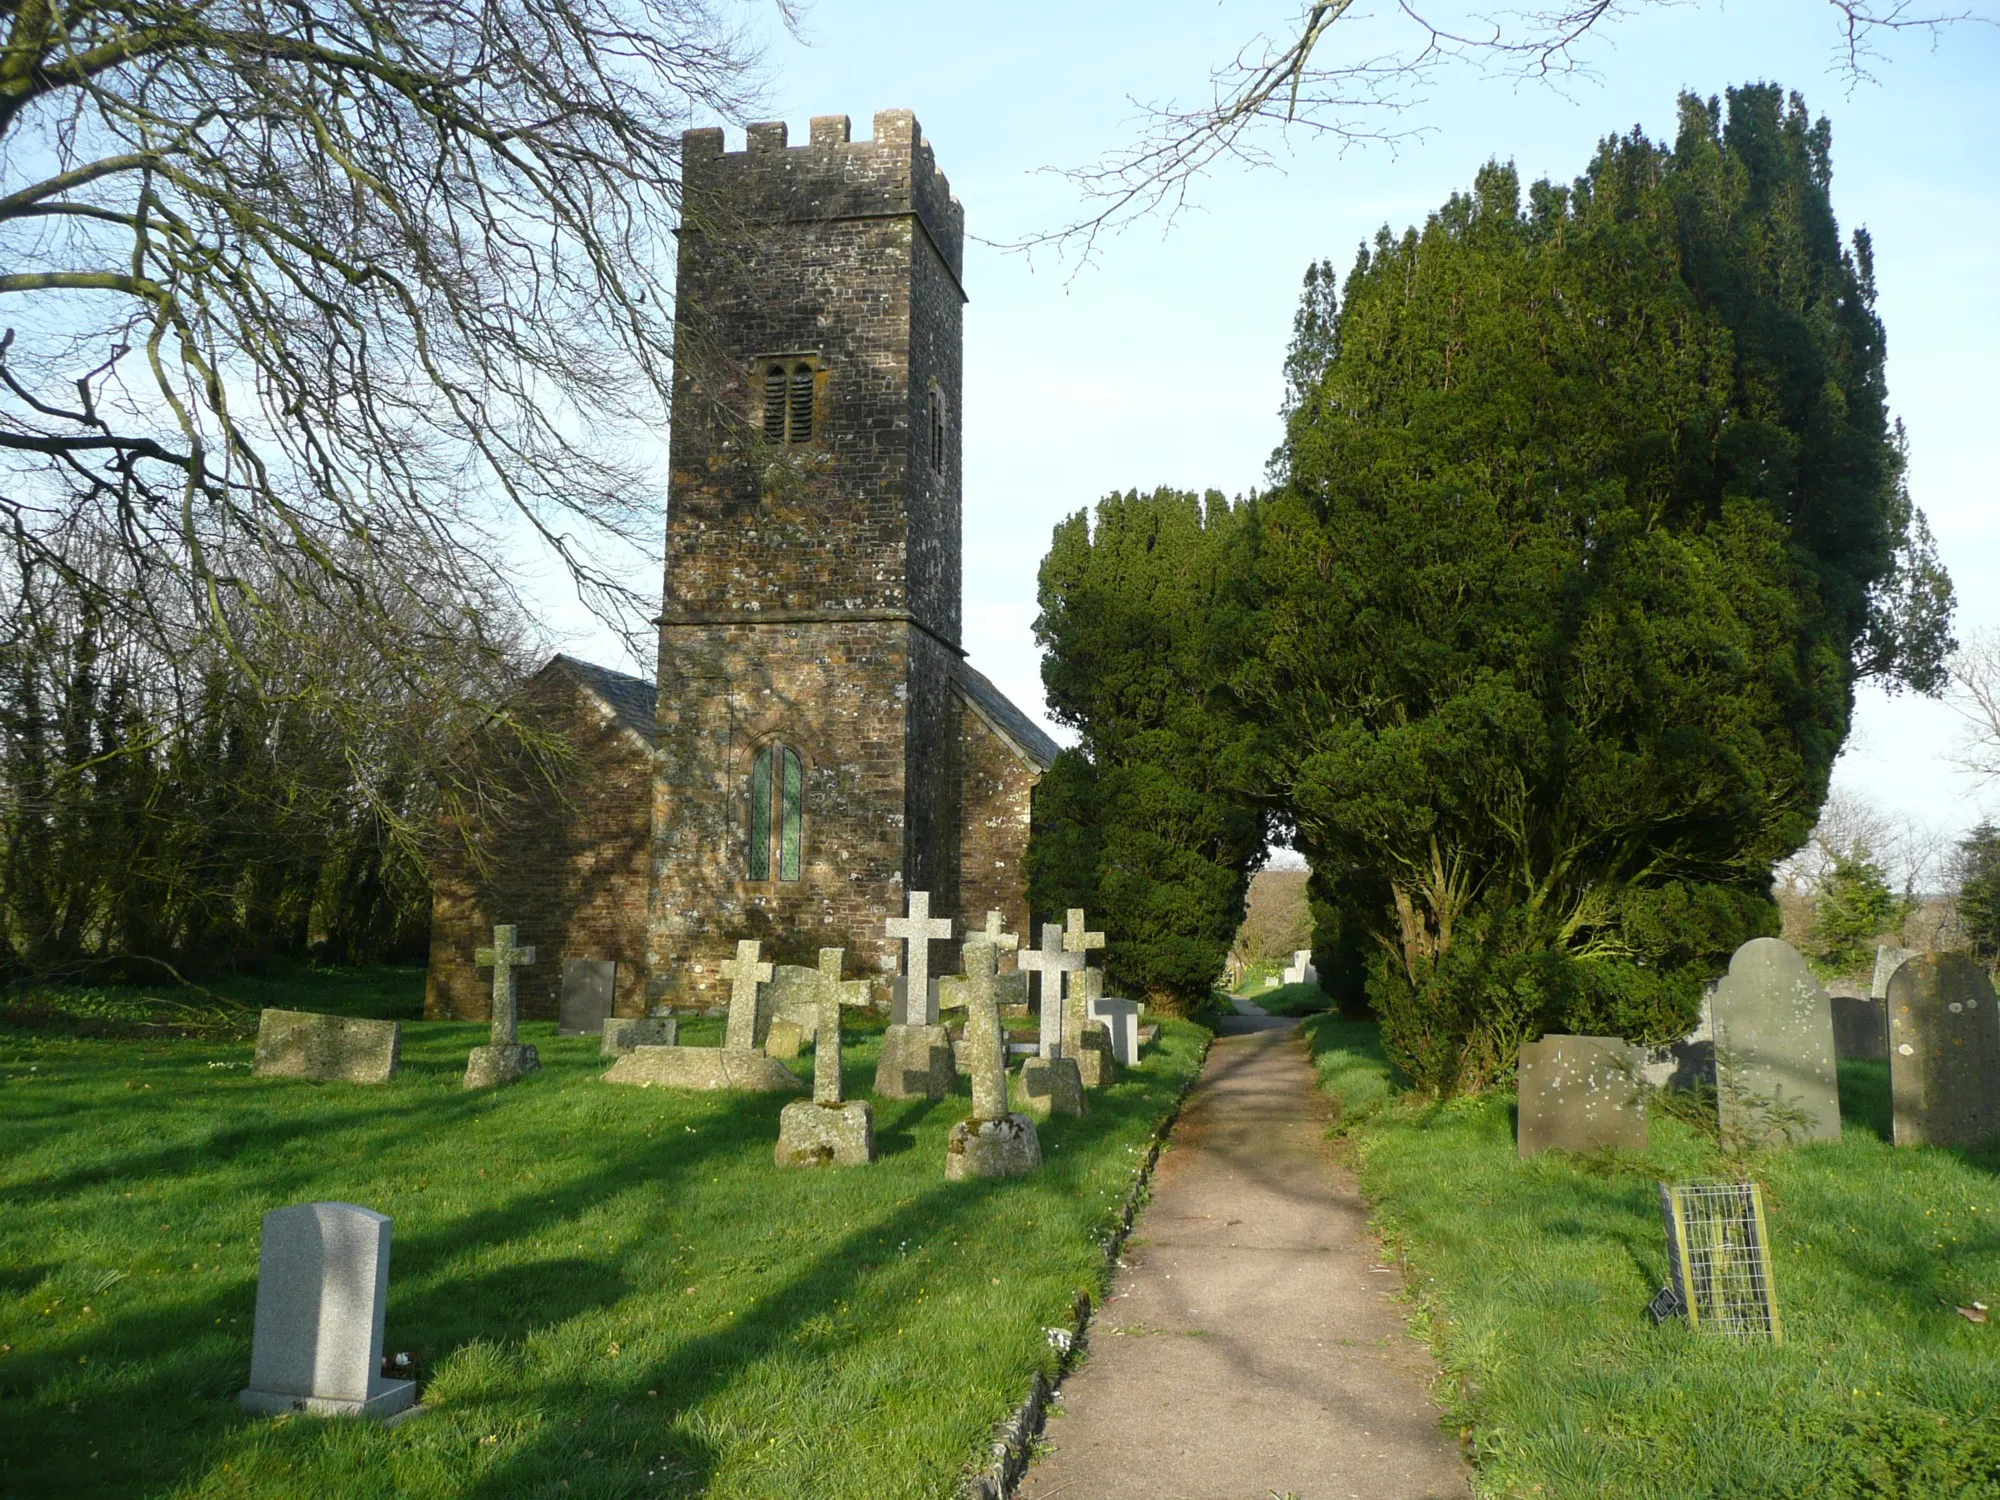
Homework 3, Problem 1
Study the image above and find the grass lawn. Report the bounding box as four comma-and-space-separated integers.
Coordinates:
0, 970, 1207, 1500
1234, 979, 1332, 1018
1304, 1016, 2000, 1499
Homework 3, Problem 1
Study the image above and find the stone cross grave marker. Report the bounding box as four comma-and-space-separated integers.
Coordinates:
1888, 952, 2000, 1147
1027, 922, 1085, 1058
886, 890, 953, 1027
814, 983, 845, 1106
720, 940, 775, 1052
961, 940, 1008, 1121
1711, 937, 1840, 1148
1088, 994, 1142, 1066
475, 924, 536, 1046
559, 959, 618, 1037
238, 1202, 417, 1419
1063, 908, 1105, 957
982, 910, 1018, 958
1063, 965, 1099, 1058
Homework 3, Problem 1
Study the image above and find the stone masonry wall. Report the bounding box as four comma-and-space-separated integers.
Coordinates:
956, 690, 1038, 960
427, 669, 652, 1021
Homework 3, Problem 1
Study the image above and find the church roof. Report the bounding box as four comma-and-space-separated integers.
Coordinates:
954, 660, 1061, 771
549, 654, 658, 741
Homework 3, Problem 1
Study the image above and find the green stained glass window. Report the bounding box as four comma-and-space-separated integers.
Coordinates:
747, 745, 772, 881
779, 747, 803, 881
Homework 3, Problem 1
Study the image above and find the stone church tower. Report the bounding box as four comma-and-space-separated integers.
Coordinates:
425, 111, 1054, 1020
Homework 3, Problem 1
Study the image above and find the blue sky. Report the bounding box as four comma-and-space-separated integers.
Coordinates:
546, 0, 1999, 857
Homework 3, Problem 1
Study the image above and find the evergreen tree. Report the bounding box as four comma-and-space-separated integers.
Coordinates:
1954, 821, 2000, 965
1234, 86, 1951, 1092
1808, 851, 1907, 975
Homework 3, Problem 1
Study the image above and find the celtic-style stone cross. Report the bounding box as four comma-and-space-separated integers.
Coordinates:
1027, 921, 1084, 1058
960, 939, 1007, 1121
720, 939, 774, 1052
1063, 908, 1105, 957
474, 925, 536, 1046
885, 890, 953, 1027
982, 910, 1018, 957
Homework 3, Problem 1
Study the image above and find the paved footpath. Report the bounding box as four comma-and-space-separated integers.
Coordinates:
1015, 1013, 1470, 1500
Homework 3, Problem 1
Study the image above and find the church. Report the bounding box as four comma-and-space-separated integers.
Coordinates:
426, 110, 1058, 1021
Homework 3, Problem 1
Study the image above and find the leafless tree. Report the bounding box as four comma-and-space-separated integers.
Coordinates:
1945, 628, 2000, 787
1021, 0, 1988, 263
0, 0, 780, 729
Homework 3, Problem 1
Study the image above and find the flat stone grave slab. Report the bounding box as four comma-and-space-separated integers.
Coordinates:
602, 1016, 678, 1056
1888, 953, 2000, 1147
238, 1202, 416, 1419
1516, 1035, 1646, 1157
602, 1046, 804, 1093
1711, 937, 1840, 1147
558, 959, 617, 1036
253, 1010, 400, 1084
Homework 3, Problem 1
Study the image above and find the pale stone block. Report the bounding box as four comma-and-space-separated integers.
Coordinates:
253, 1010, 400, 1084
238, 1202, 416, 1419
945, 1113, 1042, 1180
462, 1043, 539, 1090
1087, 996, 1141, 1066
1074, 1021, 1118, 1089
872, 1023, 955, 1100
601, 1045, 804, 1092
764, 1018, 805, 1060
1014, 1055, 1085, 1118
775, 1099, 875, 1167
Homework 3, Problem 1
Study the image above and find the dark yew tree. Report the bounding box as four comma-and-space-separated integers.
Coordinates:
1029, 489, 1268, 1014
1234, 86, 1953, 1091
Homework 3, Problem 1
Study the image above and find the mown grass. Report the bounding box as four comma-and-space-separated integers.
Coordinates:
1238, 980, 1333, 1018
0, 970, 1207, 1500
1303, 1014, 2000, 1499
0, 965, 426, 1040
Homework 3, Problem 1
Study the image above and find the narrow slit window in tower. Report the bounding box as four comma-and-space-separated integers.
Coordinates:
929, 385, 945, 475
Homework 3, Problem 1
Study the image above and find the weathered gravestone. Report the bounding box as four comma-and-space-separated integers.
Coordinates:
1872, 944, 1916, 1000
764, 1018, 805, 1060
254, 1010, 400, 1084
601, 941, 803, 1092
1088, 994, 1142, 1067
238, 1202, 417, 1419
1888, 952, 2000, 1147
1282, 948, 1317, 987
776, 959, 875, 1168
1830, 989, 1888, 1063
464, 925, 541, 1089
1066, 967, 1117, 1088
1015, 1052, 1086, 1118
1018, 922, 1084, 1060
1516, 1035, 1647, 1157
602, 1015, 678, 1056
874, 892, 956, 1100
766, 952, 873, 1040
946, 940, 1042, 1179
1711, 938, 1840, 1147
558, 959, 618, 1037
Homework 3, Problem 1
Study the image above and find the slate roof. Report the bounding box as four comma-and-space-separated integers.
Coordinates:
543, 651, 1061, 771
954, 659, 1061, 770
549, 654, 658, 741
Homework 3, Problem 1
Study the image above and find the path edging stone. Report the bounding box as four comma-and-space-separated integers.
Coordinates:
961, 1029, 1215, 1500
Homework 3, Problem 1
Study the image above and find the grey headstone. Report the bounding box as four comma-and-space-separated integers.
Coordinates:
1517, 1035, 1647, 1157
601, 1046, 804, 1093
558, 959, 617, 1037
238, 1202, 416, 1419
886, 891, 953, 1027
1712, 938, 1841, 1147
1831, 994, 1888, 1061
1888, 953, 2000, 1147
253, 1010, 400, 1084
1014, 1055, 1086, 1118
1871, 945, 1915, 1001
1075, 1021, 1117, 1088
602, 1016, 677, 1056
1088, 996, 1142, 1066
768, 949, 873, 1038
872, 1023, 955, 1100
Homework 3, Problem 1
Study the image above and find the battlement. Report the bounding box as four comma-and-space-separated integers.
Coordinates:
680, 110, 963, 281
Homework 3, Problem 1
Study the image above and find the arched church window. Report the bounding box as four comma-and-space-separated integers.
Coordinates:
747, 742, 804, 882
760, 358, 818, 444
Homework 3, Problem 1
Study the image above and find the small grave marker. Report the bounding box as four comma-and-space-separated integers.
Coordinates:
946, 940, 1042, 1179
465, 924, 541, 1088
253, 1010, 400, 1084
720, 940, 775, 1052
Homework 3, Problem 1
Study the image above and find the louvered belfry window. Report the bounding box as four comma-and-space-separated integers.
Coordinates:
747, 743, 804, 882
761, 359, 817, 444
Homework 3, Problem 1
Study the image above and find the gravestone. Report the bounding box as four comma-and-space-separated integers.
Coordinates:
602, 939, 804, 1092
721, 940, 774, 1052
1711, 938, 1840, 1147
1063, 908, 1106, 960
238, 1202, 417, 1418
1020, 922, 1085, 1060
1872, 944, 1915, 1000
946, 940, 1042, 1179
1282, 948, 1317, 986
1888, 952, 2000, 1147
1065, 968, 1116, 1087
874, 892, 956, 1100
602, 1015, 678, 1056
1516, 1035, 1646, 1157
1088, 995, 1142, 1067
1014, 1052, 1086, 1119
558, 959, 618, 1037
1830, 991, 1888, 1062
940, 969, 1026, 1015
764, 1018, 805, 1060
253, 1010, 400, 1084
776, 978, 874, 1167
981, 910, 1019, 962
767, 950, 873, 1039
464, 925, 541, 1089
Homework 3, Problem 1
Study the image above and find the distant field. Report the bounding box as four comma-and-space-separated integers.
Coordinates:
0, 968, 1208, 1499
1304, 1016, 2000, 1499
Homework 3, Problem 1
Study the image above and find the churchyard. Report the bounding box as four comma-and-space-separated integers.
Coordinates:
0, 958, 1205, 1498
1306, 1011, 2000, 1497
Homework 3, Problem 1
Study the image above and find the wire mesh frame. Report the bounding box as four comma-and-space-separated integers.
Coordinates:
1658, 1181, 1782, 1343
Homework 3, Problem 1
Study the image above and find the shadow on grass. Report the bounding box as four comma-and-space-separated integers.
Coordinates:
1839, 1057, 1893, 1142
